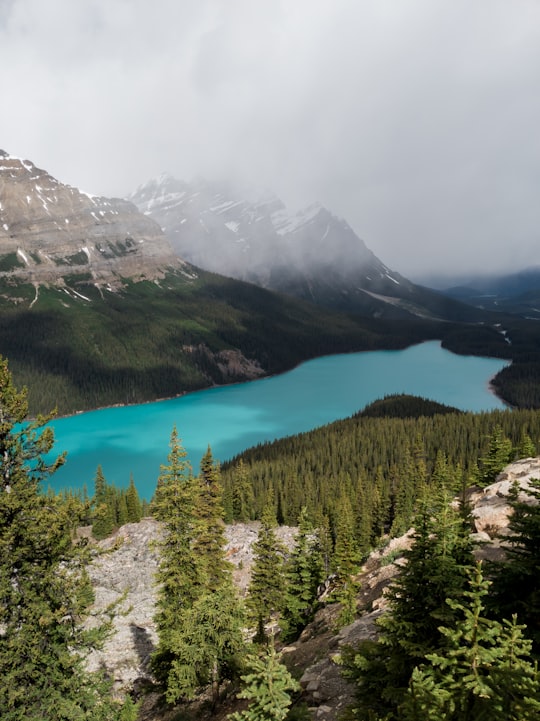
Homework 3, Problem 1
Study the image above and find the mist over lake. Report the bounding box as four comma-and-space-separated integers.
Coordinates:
47, 341, 509, 499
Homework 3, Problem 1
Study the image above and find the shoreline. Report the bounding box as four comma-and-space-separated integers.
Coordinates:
48, 340, 513, 422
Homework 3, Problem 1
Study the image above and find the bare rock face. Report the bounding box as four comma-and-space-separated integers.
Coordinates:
84, 520, 160, 690
85, 519, 298, 691
0, 150, 181, 290
469, 456, 540, 538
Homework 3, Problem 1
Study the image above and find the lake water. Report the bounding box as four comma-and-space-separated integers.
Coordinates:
46, 341, 509, 499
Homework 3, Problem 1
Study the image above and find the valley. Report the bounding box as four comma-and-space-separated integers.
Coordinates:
2, 149, 540, 720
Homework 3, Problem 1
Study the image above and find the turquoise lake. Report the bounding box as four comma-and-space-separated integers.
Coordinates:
47, 341, 509, 499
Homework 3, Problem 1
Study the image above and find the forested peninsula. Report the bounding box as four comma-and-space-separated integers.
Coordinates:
3, 335, 540, 721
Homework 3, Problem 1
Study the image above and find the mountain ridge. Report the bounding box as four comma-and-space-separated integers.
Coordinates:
0, 149, 181, 290
130, 175, 487, 322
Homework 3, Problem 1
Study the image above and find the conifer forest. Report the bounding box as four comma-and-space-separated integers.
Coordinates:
2, 350, 540, 719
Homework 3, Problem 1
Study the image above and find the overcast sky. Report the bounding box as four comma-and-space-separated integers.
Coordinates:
1, 0, 539, 280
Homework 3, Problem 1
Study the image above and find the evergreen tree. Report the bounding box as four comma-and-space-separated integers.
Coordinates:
232, 458, 254, 522
0, 357, 126, 719
126, 473, 142, 522
164, 587, 246, 706
229, 645, 300, 721
151, 427, 204, 684
342, 497, 475, 720
153, 435, 246, 704
281, 507, 324, 641
477, 424, 513, 486
194, 446, 233, 591
488, 477, 540, 653
402, 564, 540, 721
247, 493, 287, 639
91, 465, 115, 539
116, 489, 129, 526
332, 495, 361, 627
517, 430, 537, 459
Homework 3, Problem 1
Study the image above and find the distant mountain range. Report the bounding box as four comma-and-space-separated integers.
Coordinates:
129, 175, 484, 322
435, 268, 540, 320
3, 149, 472, 415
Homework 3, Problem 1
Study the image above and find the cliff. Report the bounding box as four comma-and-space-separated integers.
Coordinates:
0, 150, 181, 290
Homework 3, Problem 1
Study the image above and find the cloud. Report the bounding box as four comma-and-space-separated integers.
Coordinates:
1, 0, 540, 277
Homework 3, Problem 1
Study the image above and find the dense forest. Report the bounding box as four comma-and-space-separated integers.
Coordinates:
2, 343, 540, 719
221, 396, 540, 551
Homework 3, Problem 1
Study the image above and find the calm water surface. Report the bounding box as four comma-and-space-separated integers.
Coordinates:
47, 341, 509, 498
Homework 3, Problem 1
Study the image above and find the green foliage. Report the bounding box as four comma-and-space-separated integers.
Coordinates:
126, 473, 143, 522
401, 564, 540, 721
231, 458, 255, 523
488, 477, 540, 653
281, 507, 325, 642
247, 495, 288, 638
152, 428, 202, 684
152, 431, 246, 704
0, 356, 123, 719
341, 497, 475, 720
477, 424, 514, 486
90, 465, 143, 539
229, 645, 300, 721
358, 394, 463, 419
165, 588, 246, 705
222, 403, 540, 550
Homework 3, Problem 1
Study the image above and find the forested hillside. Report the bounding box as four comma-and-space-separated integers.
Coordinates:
221, 396, 540, 551
0, 270, 445, 416
0, 266, 516, 417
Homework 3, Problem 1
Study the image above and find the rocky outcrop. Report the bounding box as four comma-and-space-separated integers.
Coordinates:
84, 457, 540, 718
469, 456, 540, 538
0, 150, 181, 290
85, 520, 297, 690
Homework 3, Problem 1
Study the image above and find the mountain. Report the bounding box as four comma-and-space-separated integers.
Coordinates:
1, 150, 463, 416
0, 149, 180, 289
434, 268, 540, 319
129, 175, 485, 322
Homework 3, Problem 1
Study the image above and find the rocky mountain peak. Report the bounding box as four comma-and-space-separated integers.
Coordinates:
0, 152, 182, 293
129, 174, 392, 293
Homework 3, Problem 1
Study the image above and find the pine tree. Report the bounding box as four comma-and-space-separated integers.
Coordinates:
342, 497, 475, 720
116, 489, 129, 526
229, 645, 300, 721
126, 473, 142, 522
247, 493, 287, 639
488, 477, 540, 653
477, 424, 513, 486
332, 494, 361, 627
516, 430, 536, 459
401, 564, 540, 721
194, 446, 233, 591
153, 435, 245, 704
164, 587, 246, 706
151, 427, 204, 684
91, 465, 115, 539
232, 458, 254, 522
0, 357, 126, 720
281, 507, 324, 641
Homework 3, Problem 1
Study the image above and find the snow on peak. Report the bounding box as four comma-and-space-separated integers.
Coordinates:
271, 201, 325, 236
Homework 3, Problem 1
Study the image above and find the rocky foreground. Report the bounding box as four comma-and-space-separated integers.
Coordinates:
85, 456, 540, 721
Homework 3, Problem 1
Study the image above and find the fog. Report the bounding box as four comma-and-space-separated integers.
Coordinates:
1, 0, 539, 278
